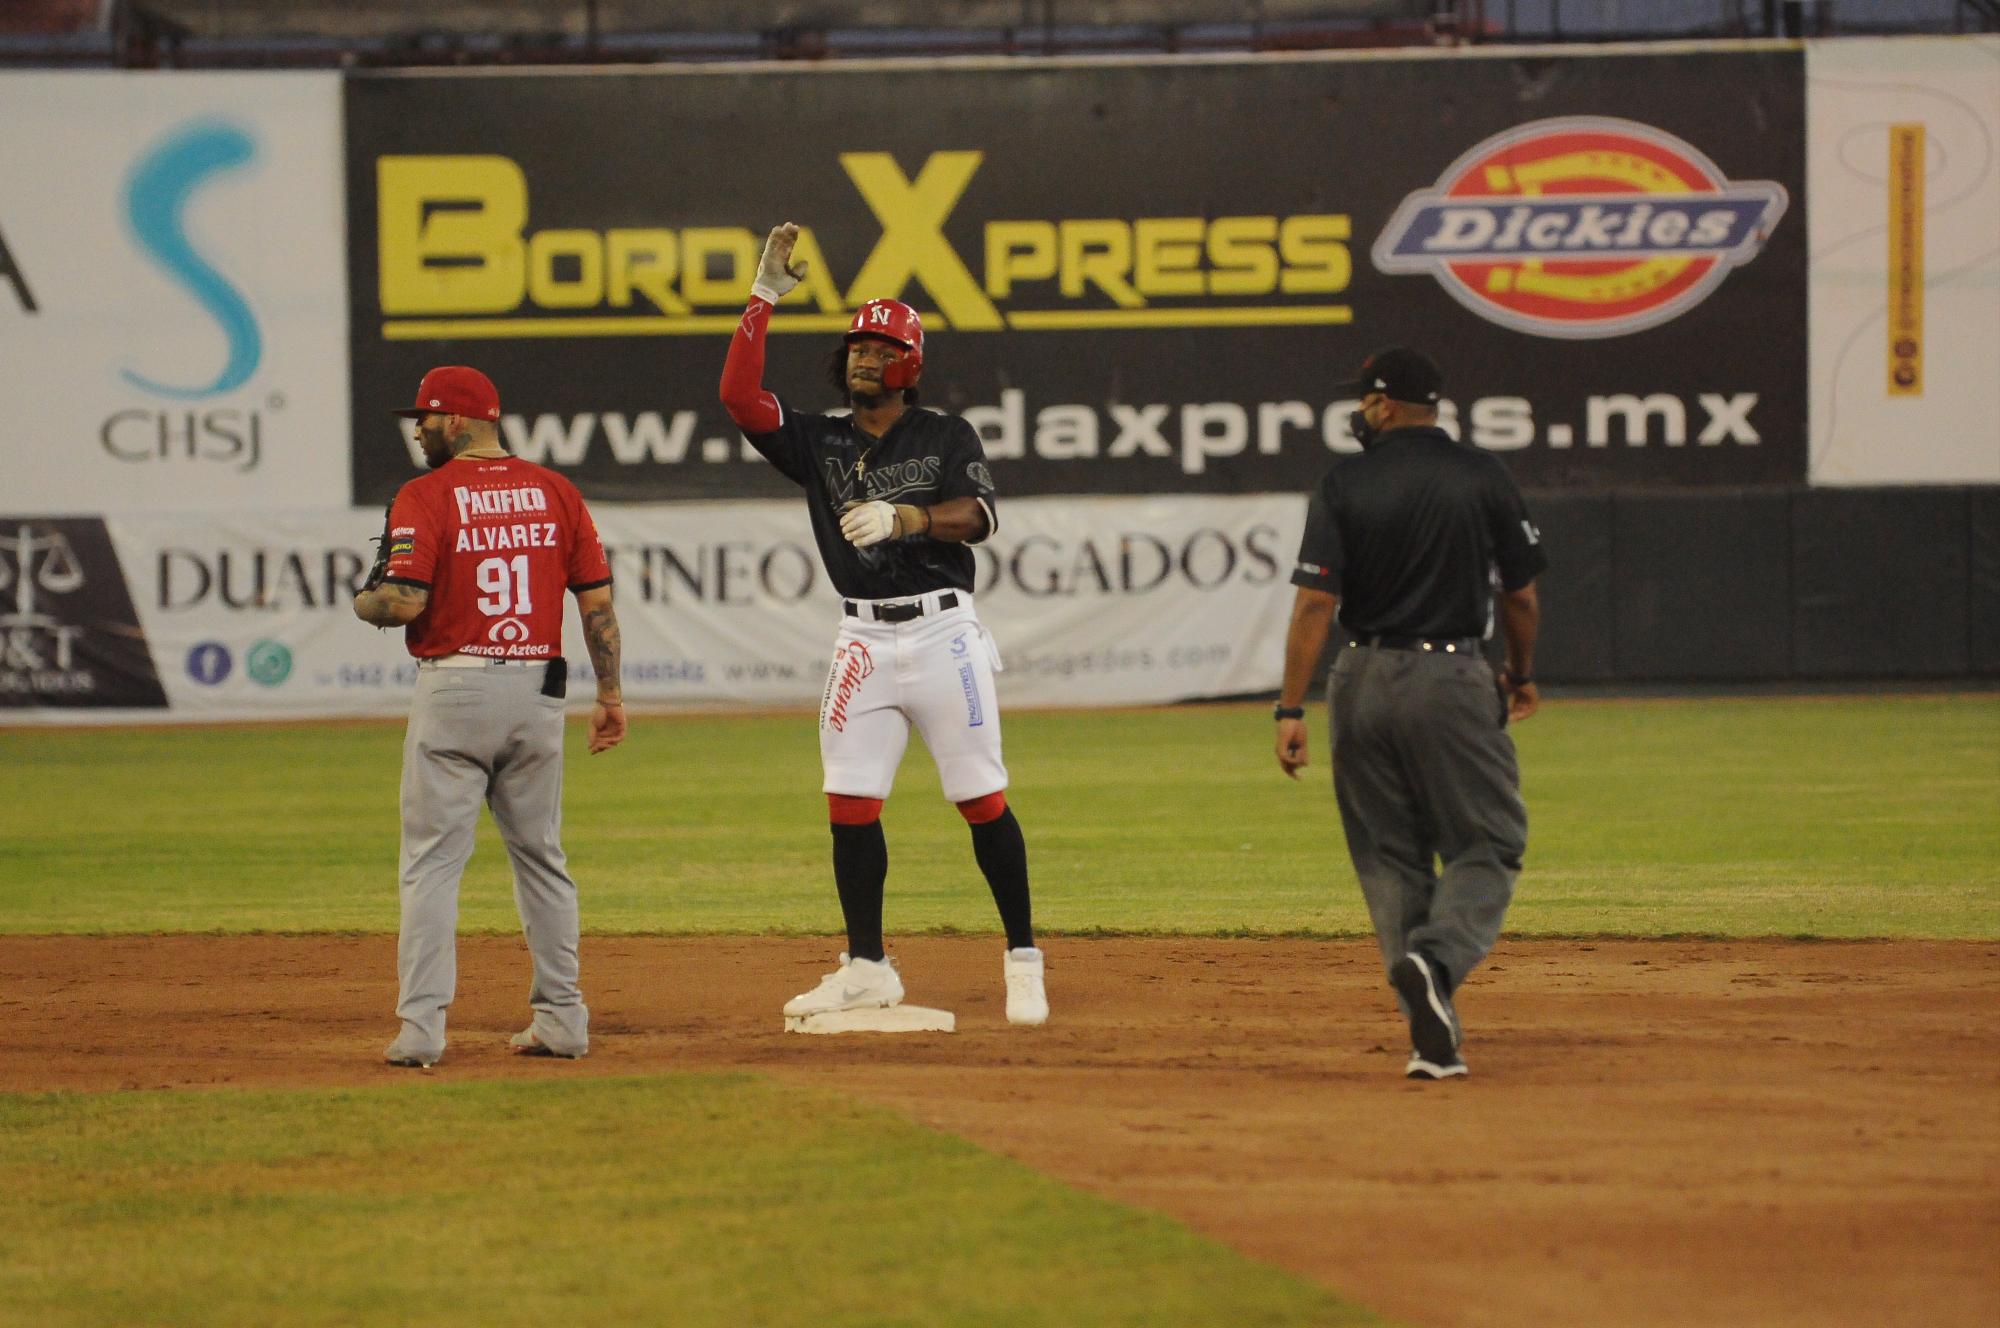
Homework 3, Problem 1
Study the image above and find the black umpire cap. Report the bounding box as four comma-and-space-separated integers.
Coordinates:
1332, 347, 1443, 404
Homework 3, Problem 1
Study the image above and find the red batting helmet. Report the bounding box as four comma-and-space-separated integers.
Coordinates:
844, 299, 924, 390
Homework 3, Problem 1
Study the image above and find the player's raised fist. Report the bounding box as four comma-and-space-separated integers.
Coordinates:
753, 223, 807, 302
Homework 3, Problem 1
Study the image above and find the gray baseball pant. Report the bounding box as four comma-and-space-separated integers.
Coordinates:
1328, 643, 1528, 990
393, 662, 588, 1057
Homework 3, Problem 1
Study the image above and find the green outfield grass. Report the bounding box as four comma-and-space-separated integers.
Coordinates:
3, 694, 1994, 1328
0, 1076, 1373, 1328
2, 693, 1995, 938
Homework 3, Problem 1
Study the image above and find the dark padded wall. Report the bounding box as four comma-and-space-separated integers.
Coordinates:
1301, 483, 1996, 687
1523, 485, 1997, 685
1970, 489, 2000, 675
1792, 489, 1970, 677
1610, 491, 1793, 681
1528, 494, 1614, 683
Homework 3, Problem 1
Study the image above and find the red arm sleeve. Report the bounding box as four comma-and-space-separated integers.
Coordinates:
567, 487, 612, 591
720, 297, 783, 434
383, 482, 437, 586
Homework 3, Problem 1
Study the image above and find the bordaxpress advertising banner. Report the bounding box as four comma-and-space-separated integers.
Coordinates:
344, 48, 1806, 504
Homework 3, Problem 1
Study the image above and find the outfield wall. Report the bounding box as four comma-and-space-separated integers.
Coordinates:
1533, 486, 2000, 684
1, 39, 1995, 720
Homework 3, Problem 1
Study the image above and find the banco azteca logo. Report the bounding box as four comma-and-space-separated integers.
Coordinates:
1373, 116, 1788, 339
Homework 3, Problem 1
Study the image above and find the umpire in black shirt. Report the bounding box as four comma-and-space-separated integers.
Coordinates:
1275, 347, 1547, 1081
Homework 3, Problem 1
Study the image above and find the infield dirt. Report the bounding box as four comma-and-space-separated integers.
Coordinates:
7, 934, 1996, 1328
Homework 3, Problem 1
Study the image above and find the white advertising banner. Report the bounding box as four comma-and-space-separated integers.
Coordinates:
0, 72, 350, 512
1807, 37, 2000, 485
0, 495, 1307, 723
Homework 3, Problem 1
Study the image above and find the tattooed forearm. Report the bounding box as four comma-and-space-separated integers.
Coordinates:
583, 603, 622, 699
352, 581, 429, 627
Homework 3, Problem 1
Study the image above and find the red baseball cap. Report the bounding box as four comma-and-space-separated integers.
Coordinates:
392, 365, 501, 420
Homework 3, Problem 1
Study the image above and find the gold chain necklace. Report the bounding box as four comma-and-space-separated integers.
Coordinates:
852, 439, 878, 478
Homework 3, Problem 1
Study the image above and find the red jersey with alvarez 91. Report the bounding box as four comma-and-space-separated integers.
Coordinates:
382, 456, 611, 660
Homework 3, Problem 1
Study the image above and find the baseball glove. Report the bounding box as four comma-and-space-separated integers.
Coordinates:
361, 502, 394, 592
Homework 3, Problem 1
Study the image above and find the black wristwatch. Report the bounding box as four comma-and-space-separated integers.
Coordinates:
1273, 705, 1305, 721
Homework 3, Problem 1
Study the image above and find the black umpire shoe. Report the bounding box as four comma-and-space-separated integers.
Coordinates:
1391, 952, 1461, 1067
1405, 1050, 1469, 1080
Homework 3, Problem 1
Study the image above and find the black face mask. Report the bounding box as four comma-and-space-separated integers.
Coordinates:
1348, 408, 1379, 451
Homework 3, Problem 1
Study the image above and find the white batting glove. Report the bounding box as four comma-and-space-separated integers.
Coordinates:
840, 500, 897, 548
752, 222, 806, 304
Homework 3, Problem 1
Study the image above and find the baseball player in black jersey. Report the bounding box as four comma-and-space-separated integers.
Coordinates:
720, 222, 1046, 1027
1275, 347, 1546, 1081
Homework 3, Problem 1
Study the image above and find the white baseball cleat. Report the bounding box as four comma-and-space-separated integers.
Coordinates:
1004, 946, 1049, 1026
384, 1040, 441, 1069
509, 1028, 587, 1059
783, 953, 904, 1018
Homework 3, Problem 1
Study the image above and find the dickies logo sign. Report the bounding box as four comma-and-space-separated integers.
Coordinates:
1373, 116, 1788, 340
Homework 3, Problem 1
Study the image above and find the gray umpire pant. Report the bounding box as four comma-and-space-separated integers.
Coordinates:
394, 661, 588, 1057
1329, 642, 1528, 990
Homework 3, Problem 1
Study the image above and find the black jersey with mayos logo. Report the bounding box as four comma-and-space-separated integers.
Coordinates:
1290, 426, 1547, 640
746, 400, 999, 599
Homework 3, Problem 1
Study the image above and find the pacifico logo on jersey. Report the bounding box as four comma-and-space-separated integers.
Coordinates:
1373, 117, 1788, 339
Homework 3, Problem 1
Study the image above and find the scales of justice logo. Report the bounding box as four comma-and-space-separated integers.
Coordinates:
0, 521, 168, 707
1, 525, 85, 625
0, 524, 87, 674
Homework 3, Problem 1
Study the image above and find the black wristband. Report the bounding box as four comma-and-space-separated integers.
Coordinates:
1506, 672, 1534, 687
1273, 705, 1305, 721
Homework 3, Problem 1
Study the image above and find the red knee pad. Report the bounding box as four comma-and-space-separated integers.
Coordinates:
955, 791, 1008, 825
827, 794, 884, 826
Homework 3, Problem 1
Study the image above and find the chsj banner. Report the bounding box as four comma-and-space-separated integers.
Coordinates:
0, 495, 1305, 722
0, 72, 351, 515
345, 48, 1807, 504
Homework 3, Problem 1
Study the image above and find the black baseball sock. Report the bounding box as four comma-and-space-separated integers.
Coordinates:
970, 807, 1034, 950
830, 820, 887, 962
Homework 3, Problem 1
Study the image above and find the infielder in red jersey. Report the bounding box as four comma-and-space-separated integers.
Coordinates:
720, 222, 1048, 1027
353, 364, 626, 1068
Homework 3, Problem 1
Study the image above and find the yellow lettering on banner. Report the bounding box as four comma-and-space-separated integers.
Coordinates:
605, 230, 690, 315
1206, 216, 1279, 296
378, 155, 527, 315
985, 221, 1057, 298
1278, 215, 1352, 294
1886, 123, 1924, 397
371, 154, 1356, 335
1060, 220, 1143, 307
841, 151, 1003, 329
681, 227, 759, 306
1133, 218, 1205, 297
771, 226, 844, 312
527, 229, 604, 308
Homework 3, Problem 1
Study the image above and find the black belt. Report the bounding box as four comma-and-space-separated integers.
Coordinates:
845, 591, 958, 623
1348, 635, 1483, 655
